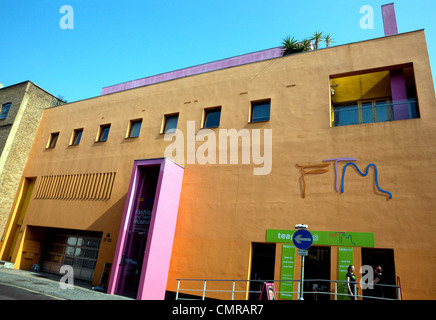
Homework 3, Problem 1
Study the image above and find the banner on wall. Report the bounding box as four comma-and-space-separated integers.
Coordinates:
280, 244, 295, 300
266, 229, 374, 247
338, 247, 354, 300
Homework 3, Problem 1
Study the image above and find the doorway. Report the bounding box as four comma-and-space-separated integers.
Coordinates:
2, 178, 35, 262
249, 243, 276, 300
303, 246, 331, 300
361, 248, 396, 299
115, 165, 160, 298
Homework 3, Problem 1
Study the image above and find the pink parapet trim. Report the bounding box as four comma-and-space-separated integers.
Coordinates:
100, 47, 284, 95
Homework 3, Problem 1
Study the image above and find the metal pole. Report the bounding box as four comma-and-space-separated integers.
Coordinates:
299, 254, 305, 300
176, 280, 180, 300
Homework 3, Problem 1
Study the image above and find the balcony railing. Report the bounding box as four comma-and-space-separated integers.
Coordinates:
332, 99, 418, 127
175, 278, 402, 301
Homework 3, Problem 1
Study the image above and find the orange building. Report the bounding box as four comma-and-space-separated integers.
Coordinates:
1, 28, 435, 300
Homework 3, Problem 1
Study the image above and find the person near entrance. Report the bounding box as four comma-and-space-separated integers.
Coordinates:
346, 265, 357, 299
372, 266, 384, 298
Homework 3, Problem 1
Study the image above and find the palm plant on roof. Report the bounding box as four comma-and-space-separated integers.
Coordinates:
324, 34, 335, 47
311, 31, 323, 50
298, 39, 313, 52
281, 36, 302, 55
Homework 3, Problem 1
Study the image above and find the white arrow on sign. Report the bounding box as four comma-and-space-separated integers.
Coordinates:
294, 234, 312, 244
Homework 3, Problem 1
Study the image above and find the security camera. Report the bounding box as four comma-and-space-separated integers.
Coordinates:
295, 224, 308, 229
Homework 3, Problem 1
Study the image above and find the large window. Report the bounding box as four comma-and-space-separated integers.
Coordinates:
333, 99, 395, 126
331, 66, 419, 127
0, 102, 11, 120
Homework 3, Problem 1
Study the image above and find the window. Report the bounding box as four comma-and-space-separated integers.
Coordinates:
97, 124, 111, 142
331, 66, 419, 127
127, 119, 142, 138
333, 100, 398, 126
250, 100, 270, 122
203, 107, 221, 128
47, 132, 59, 149
70, 128, 83, 146
162, 114, 179, 133
0, 103, 11, 120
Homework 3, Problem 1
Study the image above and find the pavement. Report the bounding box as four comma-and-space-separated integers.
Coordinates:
0, 267, 133, 300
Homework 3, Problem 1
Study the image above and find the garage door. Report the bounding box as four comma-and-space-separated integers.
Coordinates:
41, 228, 102, 282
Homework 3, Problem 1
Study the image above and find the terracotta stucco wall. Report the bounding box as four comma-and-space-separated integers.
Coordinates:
2, 30, 435, 299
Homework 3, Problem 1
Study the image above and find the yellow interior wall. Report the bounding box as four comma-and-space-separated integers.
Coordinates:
331, 71, 391, 104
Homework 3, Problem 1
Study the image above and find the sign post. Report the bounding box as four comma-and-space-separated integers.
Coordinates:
293, 226, 313, 300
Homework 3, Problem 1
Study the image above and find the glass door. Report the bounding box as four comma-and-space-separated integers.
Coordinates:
115, 166, 160, 298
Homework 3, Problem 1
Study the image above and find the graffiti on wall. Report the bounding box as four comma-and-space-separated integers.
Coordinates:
297, 157, 392, 199
295, 163, 330, 199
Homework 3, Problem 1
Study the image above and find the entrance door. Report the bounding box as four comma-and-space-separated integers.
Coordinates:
115, 166, 160, 298
303, 246, 331, 300
249, 243, 276, 300
361, 248, 396, 299
2, 178, 35, 262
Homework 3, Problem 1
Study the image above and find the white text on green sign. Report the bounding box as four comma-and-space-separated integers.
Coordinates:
266, 230, 374, 247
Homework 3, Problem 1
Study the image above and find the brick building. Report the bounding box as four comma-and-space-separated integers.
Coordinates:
0, 81, 62, 234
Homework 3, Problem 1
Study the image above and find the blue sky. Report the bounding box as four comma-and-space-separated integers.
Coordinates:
1, 0, 435, 102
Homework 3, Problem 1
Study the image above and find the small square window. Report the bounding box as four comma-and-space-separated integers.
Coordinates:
97, 124, 111, 142
203, 107, 221, 128
47, 132, 59, 149
162, 114, 179, 133
70, 128, 83, 146
127, 119, 142, 138
250, 100, 270, 123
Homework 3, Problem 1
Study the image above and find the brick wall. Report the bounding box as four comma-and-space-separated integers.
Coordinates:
0, 82, 62, 234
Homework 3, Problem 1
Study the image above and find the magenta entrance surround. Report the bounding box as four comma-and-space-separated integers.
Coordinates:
107, 158, 184, 300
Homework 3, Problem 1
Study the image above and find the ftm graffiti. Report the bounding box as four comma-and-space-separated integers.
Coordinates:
296, 157, 392, 199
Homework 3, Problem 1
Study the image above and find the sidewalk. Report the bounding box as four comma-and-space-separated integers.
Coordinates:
0, 268, 133, 300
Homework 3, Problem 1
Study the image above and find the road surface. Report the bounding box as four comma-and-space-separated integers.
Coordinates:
0, 281, 62, 300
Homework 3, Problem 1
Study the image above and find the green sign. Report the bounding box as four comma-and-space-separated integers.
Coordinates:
266, 229, 374, 247
280, 244, 295, 300
338, 247, 354, 300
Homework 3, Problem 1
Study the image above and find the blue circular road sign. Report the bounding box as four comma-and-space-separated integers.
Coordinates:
292, 229, 313, 250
